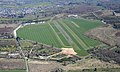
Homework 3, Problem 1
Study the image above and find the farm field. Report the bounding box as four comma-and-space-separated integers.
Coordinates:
68, 68, 120, 72
17, 18, 102, 56
0, 70, 25, 72
0, 59, 25, 72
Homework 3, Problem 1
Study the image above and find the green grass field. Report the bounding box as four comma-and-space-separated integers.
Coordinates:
17, 18, 102, 56
0, 70, 25, 72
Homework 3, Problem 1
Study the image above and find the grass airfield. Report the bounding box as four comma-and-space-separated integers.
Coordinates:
17, 18, 102, 56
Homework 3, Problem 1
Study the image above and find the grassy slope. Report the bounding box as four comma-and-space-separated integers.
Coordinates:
17, 24, 62, 48
64, 18, 102, 48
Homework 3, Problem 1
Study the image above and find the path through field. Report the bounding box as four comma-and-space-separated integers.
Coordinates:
13, 24, 22, 38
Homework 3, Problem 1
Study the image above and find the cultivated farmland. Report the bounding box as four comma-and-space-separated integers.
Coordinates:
0, 70, 25, 72
17, 18, 102, 56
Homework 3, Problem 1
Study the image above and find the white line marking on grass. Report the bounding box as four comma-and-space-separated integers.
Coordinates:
53, 21, 71, 46
60, 21, 89, 50
48, 22, 65, 46
53, 21, 80, 51
71, 21, 80, 28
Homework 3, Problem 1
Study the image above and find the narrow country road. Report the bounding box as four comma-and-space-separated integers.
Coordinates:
16, 40, 29, 72
13, 24, 22, 38
14, 24, 29, 72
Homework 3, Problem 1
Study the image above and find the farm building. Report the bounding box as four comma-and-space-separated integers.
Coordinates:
68, 14, 78, 17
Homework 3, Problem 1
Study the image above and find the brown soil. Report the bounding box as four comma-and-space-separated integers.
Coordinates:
115, 32, 120, 37
61, 48, 77, 55
28, 60, 63, 72
0, 58, 25, 70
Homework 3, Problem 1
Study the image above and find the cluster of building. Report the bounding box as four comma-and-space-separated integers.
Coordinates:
0, 7, 36, 18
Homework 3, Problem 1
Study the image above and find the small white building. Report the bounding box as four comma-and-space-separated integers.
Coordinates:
38, 21, 45, 24
8, 53, 20, 56
68, 14, 78, 17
